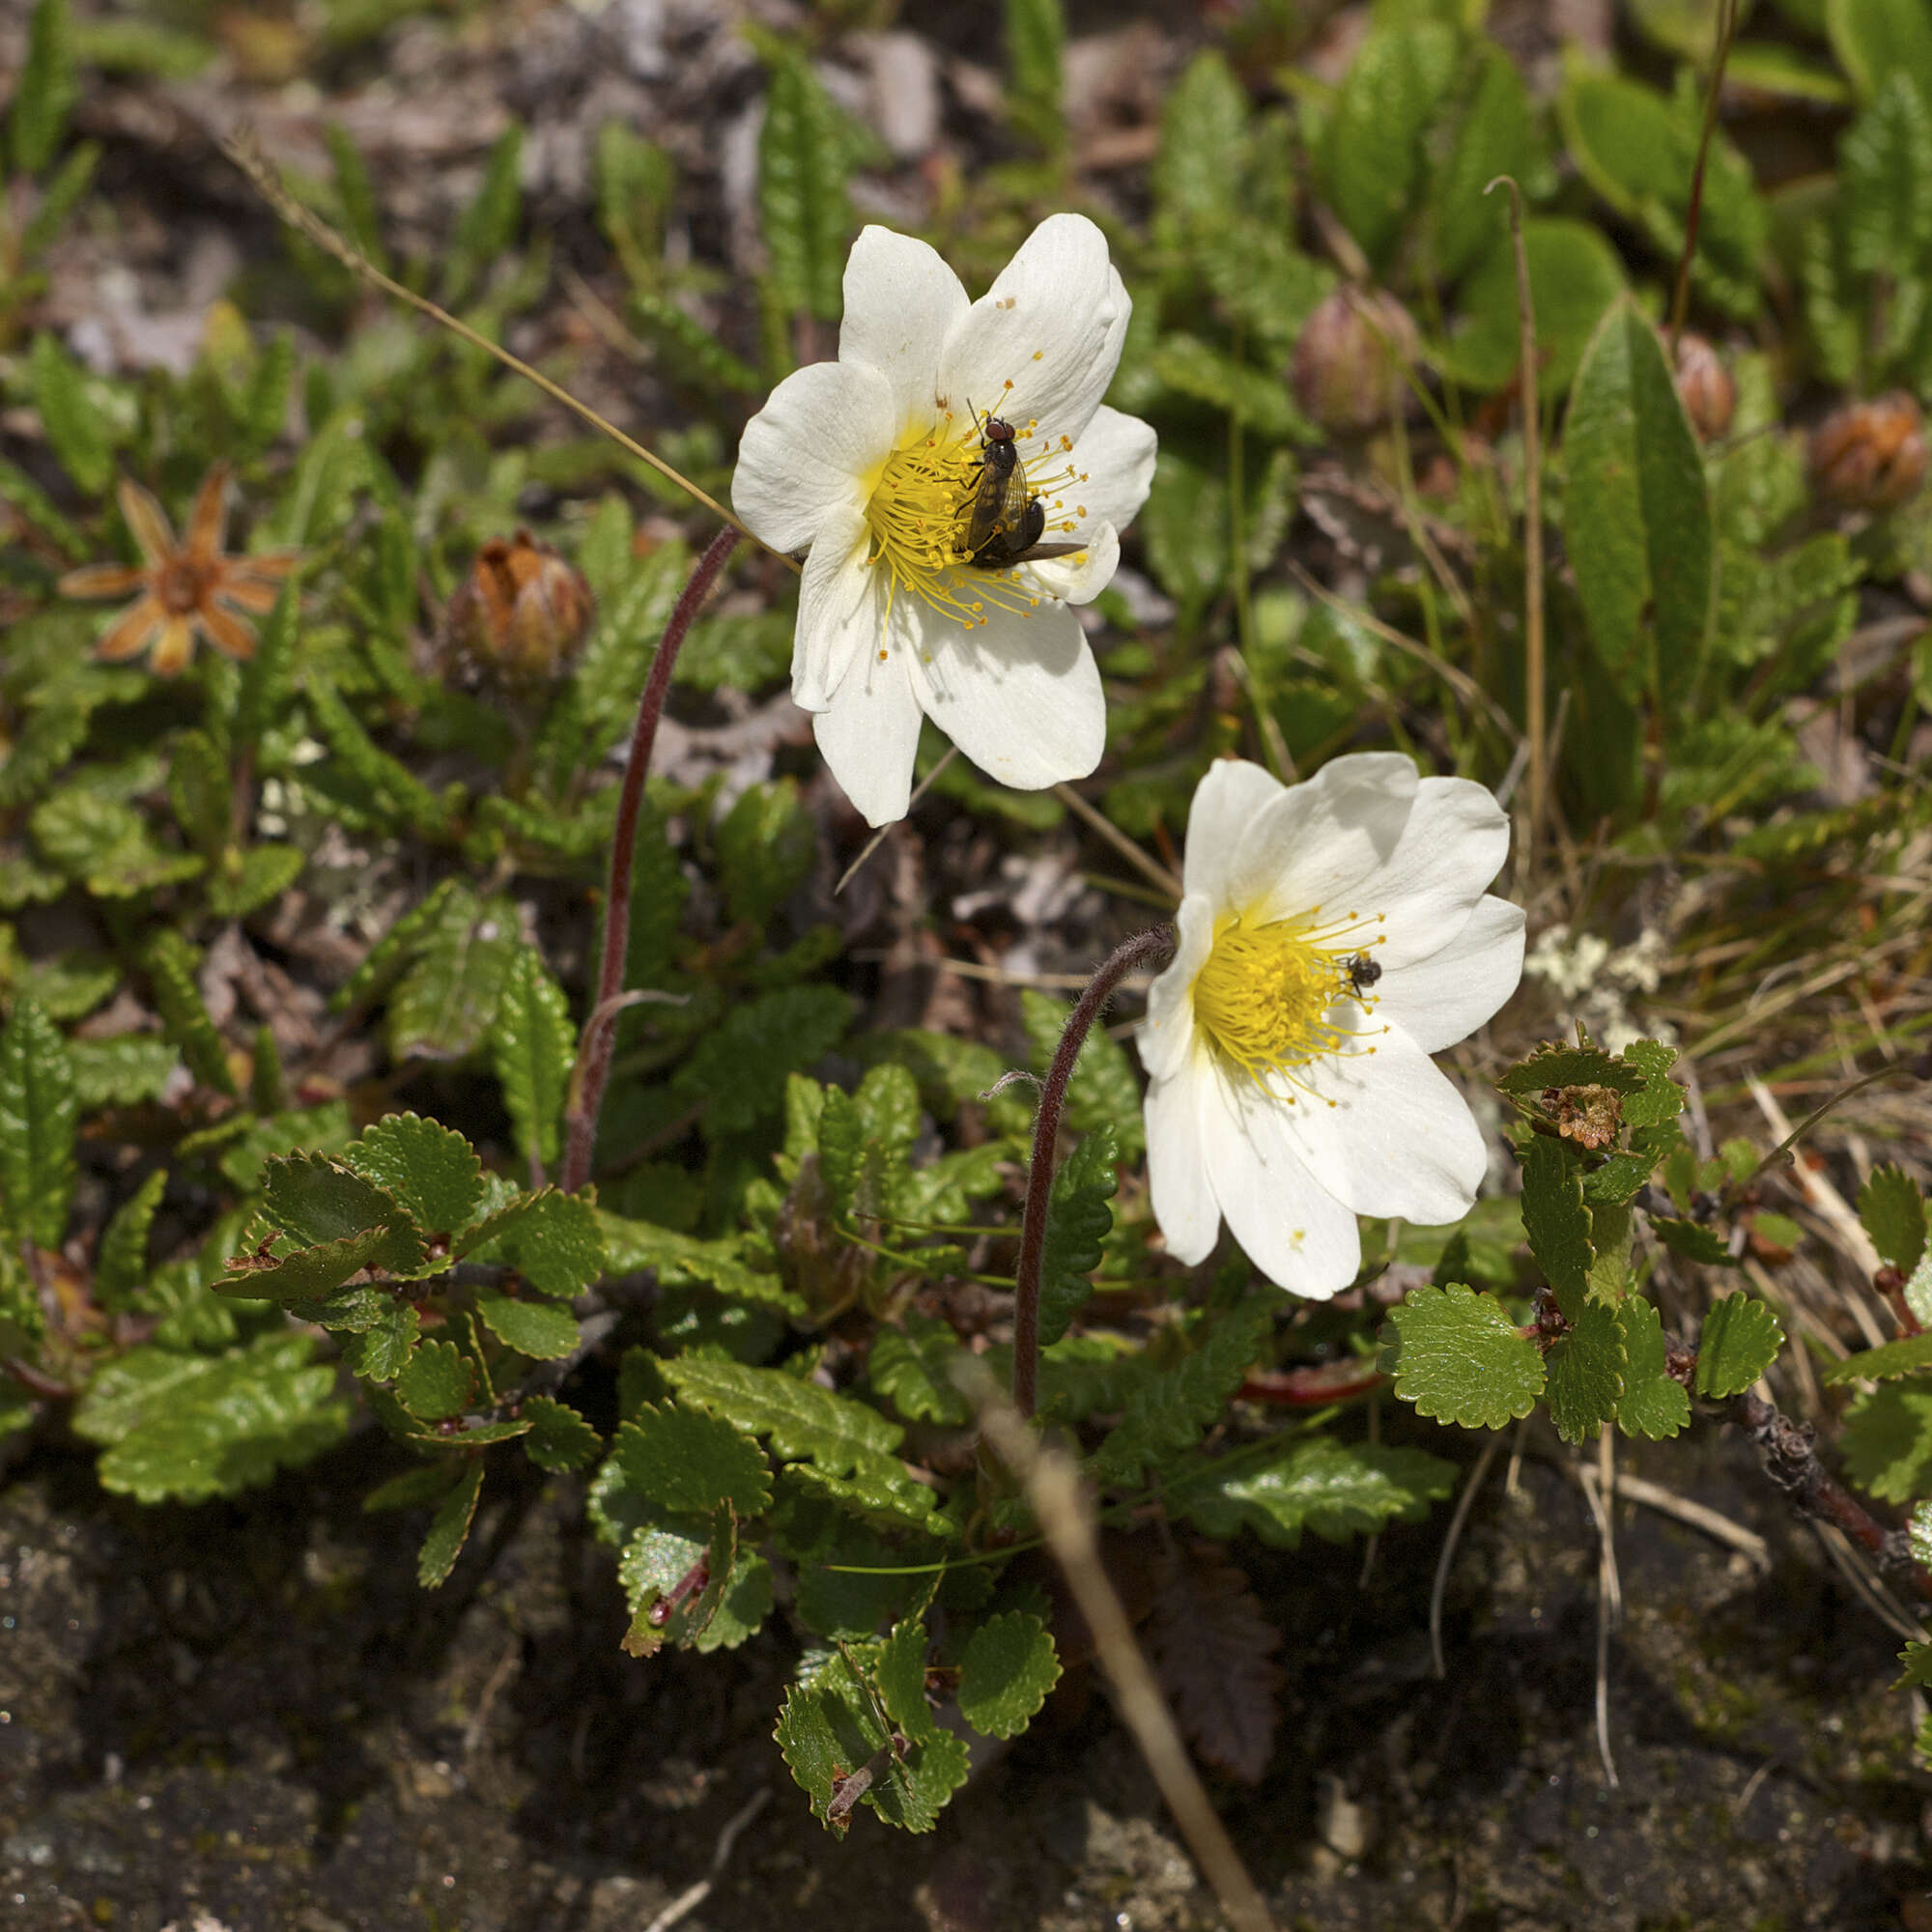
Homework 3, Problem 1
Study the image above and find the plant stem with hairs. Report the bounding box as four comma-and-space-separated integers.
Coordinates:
560, 526, 741, 1195
1010, 925, 1174, 1419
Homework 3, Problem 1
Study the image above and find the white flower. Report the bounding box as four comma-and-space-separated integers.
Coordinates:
732, 215, 1157, 827
1137, 754, 1525, 1299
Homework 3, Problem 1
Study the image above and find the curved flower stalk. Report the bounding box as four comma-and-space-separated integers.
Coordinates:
1138, 754, 1525, 1298
732, 214, 1157, 827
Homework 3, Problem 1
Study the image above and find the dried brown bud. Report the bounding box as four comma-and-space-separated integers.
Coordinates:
1545, 1083, 1621, 1151
1671, 333, 1734, 442
444, 529, 594, 688
1291, 290, 1419, 436
1809, 392, 1928, 512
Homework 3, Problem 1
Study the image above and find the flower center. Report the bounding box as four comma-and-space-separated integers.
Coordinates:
156, 555, 216, 615
860, 396, 1087, 647
1191, 909, 1387, 1098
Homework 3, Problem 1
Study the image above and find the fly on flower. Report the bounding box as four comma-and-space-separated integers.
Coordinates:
1137, 754, 1525, 1300
732, 214, 1157, 827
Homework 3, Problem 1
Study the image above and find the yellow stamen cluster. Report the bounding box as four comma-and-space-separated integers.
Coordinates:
860, 394, 1086, 649
1191, 909, 1387, 1102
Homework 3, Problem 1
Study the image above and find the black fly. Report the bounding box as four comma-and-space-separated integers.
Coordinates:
960, 405, 1083, 570
1344, 952, 1381, 996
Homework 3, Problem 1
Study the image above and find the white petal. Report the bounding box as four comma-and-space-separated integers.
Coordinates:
732, 359, 895, 554
1015, 522, 1118, 606
1058, 406, 1158, 543
1182, 758, 1285, 908
1308, 774, 1512, 970
811, 649, 923, 827
1373, 895, 1526, 1054
1145, 1062, 1221, 1265
1202, 1065, 1362, 1297
1275, 1023, 1489, 1224
838, 227, 968, 442
907, 599, 1103, 791
1237, 752, 1418, 923
1138, 895, 1214, 1083
791, 502, 878, 709
937, 215, 1128, 447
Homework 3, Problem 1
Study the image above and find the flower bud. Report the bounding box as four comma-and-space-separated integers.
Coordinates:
1671, 333, 1734, 442
1291, 290, 1418, 436
445, 530, 594, 688
1809, 392, 1928, 512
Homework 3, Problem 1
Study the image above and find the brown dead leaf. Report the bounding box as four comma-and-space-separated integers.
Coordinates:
1145, 1542, 1283, 1785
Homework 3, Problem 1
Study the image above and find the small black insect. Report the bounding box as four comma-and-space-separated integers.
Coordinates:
1344, 952, 1381, 996
960, 406, 1084, 570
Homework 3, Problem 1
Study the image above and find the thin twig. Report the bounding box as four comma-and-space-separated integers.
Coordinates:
835, 749, 959, 895
1485, 175, 1546, 876
1667, 0, 1741, 352
1573, 1463, 1770, 1571
1054, 782, 1184, 901
1012, 927, 1174, 1417
219, 128, 780, 562
968, 1373, 1276, 1932
640, 1787, 773, 1932
561, 526, 741, 1194
1576, 1432, 1621, 1788
1431, 1432, 1505, 1680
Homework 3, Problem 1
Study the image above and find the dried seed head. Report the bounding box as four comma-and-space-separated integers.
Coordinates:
1809, 392, 1928, 512
1290, 290, 1419, 436
445, 530, 595, 687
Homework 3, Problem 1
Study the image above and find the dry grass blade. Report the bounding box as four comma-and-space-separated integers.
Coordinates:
967, 1370, 1277, 1932
1053, 781, 1183, 901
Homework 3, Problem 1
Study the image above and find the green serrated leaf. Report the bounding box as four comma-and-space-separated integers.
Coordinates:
1841, 1379, 1932, 1502
207, 841, 303, 920
73, 1330, 349, 1503
67, 1037, 179, 1111
1562, 298, 1714, 707
397, 1339, 476, 1421
1037, 1124, 1117, 1349
1521, 1134, 1591, 1321
341, 1300, 419, 1380
474, 1293, 581, 1361
213, 1226, 412, 1305
236, 580, 298, 758
143, 929, 236, 1095
1497, 1043, 1647, 1096
598, 1211, 804, 1314
0, 997, 76, 1249
446, 125, 523, 303
262, 1150, 412, 1247
343, 1113, 485, 1236
361, 1461, 460, 1514
780, 1459, 955, 1539
1178, 1436, 1455, 1546
167, 727, 228, 853
611, 1402, 773, 1516
1619, 1039, 1685, 1126
13, 0, 78, 176
1545, 1300, 1626, 1444
1004, 0, 1065, 151
1860, 1164, 1927, 1277
758, 48, 853, 322
663, 1356, 902, 1471
96, 1167, 167, 1309
523, 1395, 603, 1472
32, 784, 202, 900
957, 1611, 1061, 1739
1693, 1294, 1785, 1397
418, 1460, 485, 1587
459, 1187, 605, 1297
1322, 20, 1458, 267
1828, 0, 1932, 105
492, 946, 575, 1172
673, 982, 852, 1134
1652, 1215, 1735, 1265
868, 1312, 971, 1426
1152, 49, 1248, 228
1912, 1498, 1932, 1572
1822, 1331, 1932, 1384
1091, 1295, 1271, 1487
1614, 1294, 1691, 1439
28, 330, 111, 496
1383, 1284, 1546, 1430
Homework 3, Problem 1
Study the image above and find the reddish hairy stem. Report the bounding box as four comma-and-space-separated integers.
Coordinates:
559, 525, 740, 1195
1011, 926, 1174, 1420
